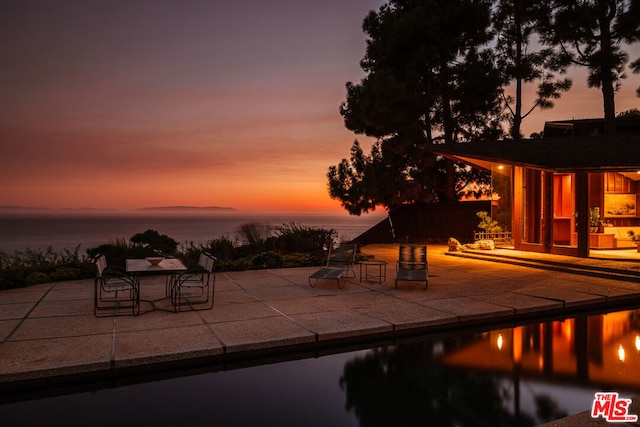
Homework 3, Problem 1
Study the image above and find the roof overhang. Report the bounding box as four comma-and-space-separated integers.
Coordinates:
427, 133, 640, 174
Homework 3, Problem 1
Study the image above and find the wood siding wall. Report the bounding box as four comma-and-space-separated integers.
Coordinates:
353, 201, 490, 244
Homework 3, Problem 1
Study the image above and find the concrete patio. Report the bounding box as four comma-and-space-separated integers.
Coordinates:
2, 243, 640, 400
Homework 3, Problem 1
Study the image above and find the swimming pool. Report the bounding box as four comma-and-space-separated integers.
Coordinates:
2, 308, 639, 426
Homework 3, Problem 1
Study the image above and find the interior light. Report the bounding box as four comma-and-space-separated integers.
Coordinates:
635, 335, 640, 352
498, 165, 504, 170
497, 334, 503, 350
618, 344, 626, 362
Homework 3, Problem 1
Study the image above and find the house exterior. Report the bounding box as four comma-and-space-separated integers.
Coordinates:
429, 120, 640, 258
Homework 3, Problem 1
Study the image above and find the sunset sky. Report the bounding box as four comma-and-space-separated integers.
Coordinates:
1, 1, 639, 213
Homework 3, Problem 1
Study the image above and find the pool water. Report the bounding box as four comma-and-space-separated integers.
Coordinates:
2, 308, 640, 426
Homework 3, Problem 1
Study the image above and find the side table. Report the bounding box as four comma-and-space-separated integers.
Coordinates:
359, 260, 387, 284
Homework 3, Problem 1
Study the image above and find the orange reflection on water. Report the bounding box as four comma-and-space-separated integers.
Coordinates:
443, 309, 640, 389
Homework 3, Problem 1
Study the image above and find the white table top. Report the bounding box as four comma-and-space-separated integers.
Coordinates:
126, 258, 187, 273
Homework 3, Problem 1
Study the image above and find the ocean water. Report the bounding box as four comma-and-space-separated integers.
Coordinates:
0, 211, 387, 254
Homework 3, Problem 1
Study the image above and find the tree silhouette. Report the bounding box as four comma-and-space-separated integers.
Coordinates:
340, 343, 540, 427
493, 0, 573, 139
538, 0, 640, 135
130, 229, 178, 255
331, 0, 500, 213
633, 58, 640, 96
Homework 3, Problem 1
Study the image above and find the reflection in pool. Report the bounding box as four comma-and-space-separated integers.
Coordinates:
2, 309, 640, 426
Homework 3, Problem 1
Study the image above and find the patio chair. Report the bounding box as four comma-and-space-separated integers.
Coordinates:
93, 254, 140, 317
309, 241, 357, 288
394, 245, 428, 290
170, 252, 216, 312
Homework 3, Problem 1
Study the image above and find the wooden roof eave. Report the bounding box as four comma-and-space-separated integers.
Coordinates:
428, 133, 640, 174
448, 153, 640, 174
448, 154, 552, 174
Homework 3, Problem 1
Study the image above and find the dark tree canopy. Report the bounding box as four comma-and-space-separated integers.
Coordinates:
346, 0, 503, 144
633, 57, 640, 96
538, 0, 640, 135
331, 0, 500, 214
327, 136, 492, 215
617, 107, 640, 117
327, 138, 482, 215
130, 229, 178, 254
623, 0, 640, 96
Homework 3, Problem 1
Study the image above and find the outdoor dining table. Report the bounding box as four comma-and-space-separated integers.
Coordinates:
126, 258, 188, 312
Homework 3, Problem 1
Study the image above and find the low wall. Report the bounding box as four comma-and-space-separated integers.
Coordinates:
354, 202, 490, 245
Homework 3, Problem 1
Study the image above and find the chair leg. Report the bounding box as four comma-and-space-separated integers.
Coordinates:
133, 278, 140, 315
165, 275, 173, 298
344, 267, 356, 278
94, 278, 100, 317
94, 280, 139, 317
173, 280, 214, 312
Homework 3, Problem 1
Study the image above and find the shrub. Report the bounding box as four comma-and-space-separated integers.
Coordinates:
179, 236, 238, 269
178, 242, 206, 269
476, 211, 502, 234
49, 267, 81, 282
25, 271, 50, 286
281, 252, 319, 268
130, 229, 178, 255
0, 245, 92, 289
86, 239, 135, 268
250, 251, 283, 269
87, 230, 180, 268
204, 236, 237, 260
270, 222, 337, 254
0, 269, 24, 290
1, 222, 341, 289
236, 222, 271, 252
219, 259, 250, 271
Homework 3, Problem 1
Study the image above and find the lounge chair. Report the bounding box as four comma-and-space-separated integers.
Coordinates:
93, 254, 140, 317
394, 245, 428, 289
170, 252, 216, 312
309, 241, 357, 288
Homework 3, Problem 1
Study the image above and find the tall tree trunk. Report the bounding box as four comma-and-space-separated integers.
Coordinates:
599, 0, 617, 136
601, 80, 616, 136
511, 0, 524, 140
439, 62, 456, 202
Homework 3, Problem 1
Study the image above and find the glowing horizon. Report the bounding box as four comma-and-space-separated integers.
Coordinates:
1, 1, 638, 213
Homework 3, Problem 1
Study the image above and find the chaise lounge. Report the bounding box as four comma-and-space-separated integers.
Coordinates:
394, 244, 428, 290
309, 241, 357, 288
